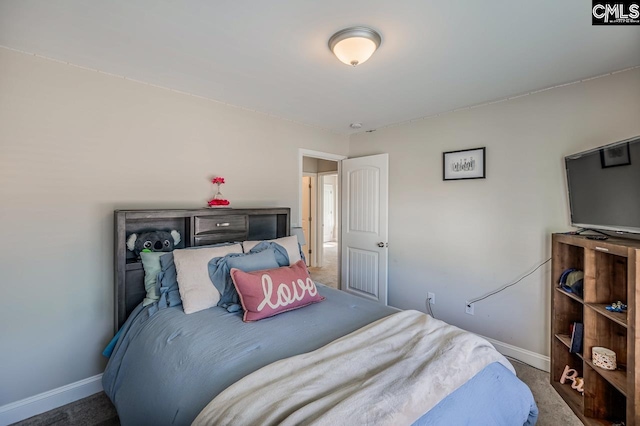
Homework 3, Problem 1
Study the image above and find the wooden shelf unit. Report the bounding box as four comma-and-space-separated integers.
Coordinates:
551, 234, 640, 425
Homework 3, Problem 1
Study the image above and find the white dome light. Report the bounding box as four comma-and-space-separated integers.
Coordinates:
329, 27, 381, 67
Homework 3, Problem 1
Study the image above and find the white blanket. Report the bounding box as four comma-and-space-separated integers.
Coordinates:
193, 310, 514, 426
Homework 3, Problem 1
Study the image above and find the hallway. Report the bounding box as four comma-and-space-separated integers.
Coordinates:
309, 242, 338, 288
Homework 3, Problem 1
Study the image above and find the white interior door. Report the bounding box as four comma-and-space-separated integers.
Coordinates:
341, 153, 389, 304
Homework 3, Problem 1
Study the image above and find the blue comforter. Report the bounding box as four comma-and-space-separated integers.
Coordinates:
103, 285, 537, 425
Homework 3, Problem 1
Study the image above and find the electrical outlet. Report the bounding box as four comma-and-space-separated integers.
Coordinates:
427, 292, 435, 305
465, 302, 474, 315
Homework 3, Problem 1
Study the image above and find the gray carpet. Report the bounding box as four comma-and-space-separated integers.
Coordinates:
13, 358, 579, 425
11, 392, 119, 426
509, 358, 581, 426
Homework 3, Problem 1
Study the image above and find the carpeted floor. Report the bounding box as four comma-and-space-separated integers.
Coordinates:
509, 358, 582, 426
13, 358, 580, 426
309, 241, 339, 288
11, 392, 119, 426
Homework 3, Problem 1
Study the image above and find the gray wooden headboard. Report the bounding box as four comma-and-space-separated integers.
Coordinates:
114, 208, 290, 332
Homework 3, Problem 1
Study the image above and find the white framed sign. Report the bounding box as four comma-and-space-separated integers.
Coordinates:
443, 147, 486, 181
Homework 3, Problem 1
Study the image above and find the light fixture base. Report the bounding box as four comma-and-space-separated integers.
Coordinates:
328, 26, 382, 67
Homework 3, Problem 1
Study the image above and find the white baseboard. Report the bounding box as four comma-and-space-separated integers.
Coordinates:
0, 374, 103, 426
482, 335, 550, 372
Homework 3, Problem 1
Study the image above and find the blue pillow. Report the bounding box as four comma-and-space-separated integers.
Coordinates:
208, 248, 279, 312
226, 248, 280, 271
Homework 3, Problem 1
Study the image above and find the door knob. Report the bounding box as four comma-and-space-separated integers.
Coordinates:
377, 242, 385, 247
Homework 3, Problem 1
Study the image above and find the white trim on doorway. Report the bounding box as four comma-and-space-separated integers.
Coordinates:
298, 149, 346, 227
298, 149, 346, 289
302, 172, 317, 267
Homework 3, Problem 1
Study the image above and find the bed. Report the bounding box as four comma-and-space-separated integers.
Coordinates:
103, 208, 538, 425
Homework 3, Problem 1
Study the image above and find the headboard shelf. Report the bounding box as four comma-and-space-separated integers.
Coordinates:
114, 207, 290, 331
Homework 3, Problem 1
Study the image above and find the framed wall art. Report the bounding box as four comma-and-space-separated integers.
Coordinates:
600, 143, 630, 168
443, 147, 486, 181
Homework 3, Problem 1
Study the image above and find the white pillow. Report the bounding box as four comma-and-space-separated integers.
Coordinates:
242, 235, 301, 265
173, 244, 242, 314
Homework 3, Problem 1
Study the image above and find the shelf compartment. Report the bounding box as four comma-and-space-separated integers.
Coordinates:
553, 240, 585, 269
584, 358, 627, 397
552, 381, 584, 418
556, 333, 571, 349
584, 311, 627, 372
552, 381, 614, 425
551, 342, 583, 384
554, 333, 584, 358
584, 364, 626, 424
590, 251, 627, 304
552, 289, 583, 348
586, 303, 627, 328
555, 287, 584, 304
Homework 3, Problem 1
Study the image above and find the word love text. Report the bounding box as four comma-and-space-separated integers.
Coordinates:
257, 275, 318, 311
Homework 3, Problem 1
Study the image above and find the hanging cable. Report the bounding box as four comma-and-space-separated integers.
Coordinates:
466, 258, 552, 307
425, 296, 436, 319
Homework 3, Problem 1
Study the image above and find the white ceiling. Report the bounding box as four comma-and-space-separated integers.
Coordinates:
1, 1, 639, 134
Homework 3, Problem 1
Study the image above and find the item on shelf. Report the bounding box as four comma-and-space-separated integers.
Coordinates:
558, 268, 584, 298
126, 229, 181, 257
208, 176, 230, 207
592, 347, 617, 371
560, 364, 578, 384
569, 322, 583, 354
605, 301, 627, 313
571, 377, 584, 394
559, 365, 584, 394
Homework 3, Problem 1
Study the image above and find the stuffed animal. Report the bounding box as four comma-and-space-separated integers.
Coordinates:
126, 230, 181, 256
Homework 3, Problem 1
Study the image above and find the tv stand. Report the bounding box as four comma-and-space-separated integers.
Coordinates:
574, 228, 610, 237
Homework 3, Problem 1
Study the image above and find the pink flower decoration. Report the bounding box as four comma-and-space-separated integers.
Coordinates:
212, 177, 225, 185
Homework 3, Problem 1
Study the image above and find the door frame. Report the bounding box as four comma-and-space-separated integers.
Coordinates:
298, 149, 347, 287
302, 173, 317, 267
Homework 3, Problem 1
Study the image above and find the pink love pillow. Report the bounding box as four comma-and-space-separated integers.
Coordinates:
230, 260, 324, 322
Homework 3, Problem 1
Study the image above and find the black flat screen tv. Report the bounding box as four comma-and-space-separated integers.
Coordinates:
565, 135, 640, 234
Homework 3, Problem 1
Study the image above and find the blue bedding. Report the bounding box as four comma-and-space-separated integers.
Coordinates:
103, 285, 537, 425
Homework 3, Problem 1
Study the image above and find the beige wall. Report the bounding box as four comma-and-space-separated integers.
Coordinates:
302, 157, 338, 173
0, 48, 348, 405
2, 42, 639, 406
349, 69, 640, 359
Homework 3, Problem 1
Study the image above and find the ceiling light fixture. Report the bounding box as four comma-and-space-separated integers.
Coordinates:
328, 27, 381, 67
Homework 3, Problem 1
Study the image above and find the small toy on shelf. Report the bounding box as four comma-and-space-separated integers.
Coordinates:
605, 301, 627, 313
126, 230, 181, 257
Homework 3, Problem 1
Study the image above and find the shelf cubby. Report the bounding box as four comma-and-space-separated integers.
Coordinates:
584, 365, 626, 424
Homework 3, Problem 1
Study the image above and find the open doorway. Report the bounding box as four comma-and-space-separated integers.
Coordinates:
301, 155, 340, 288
